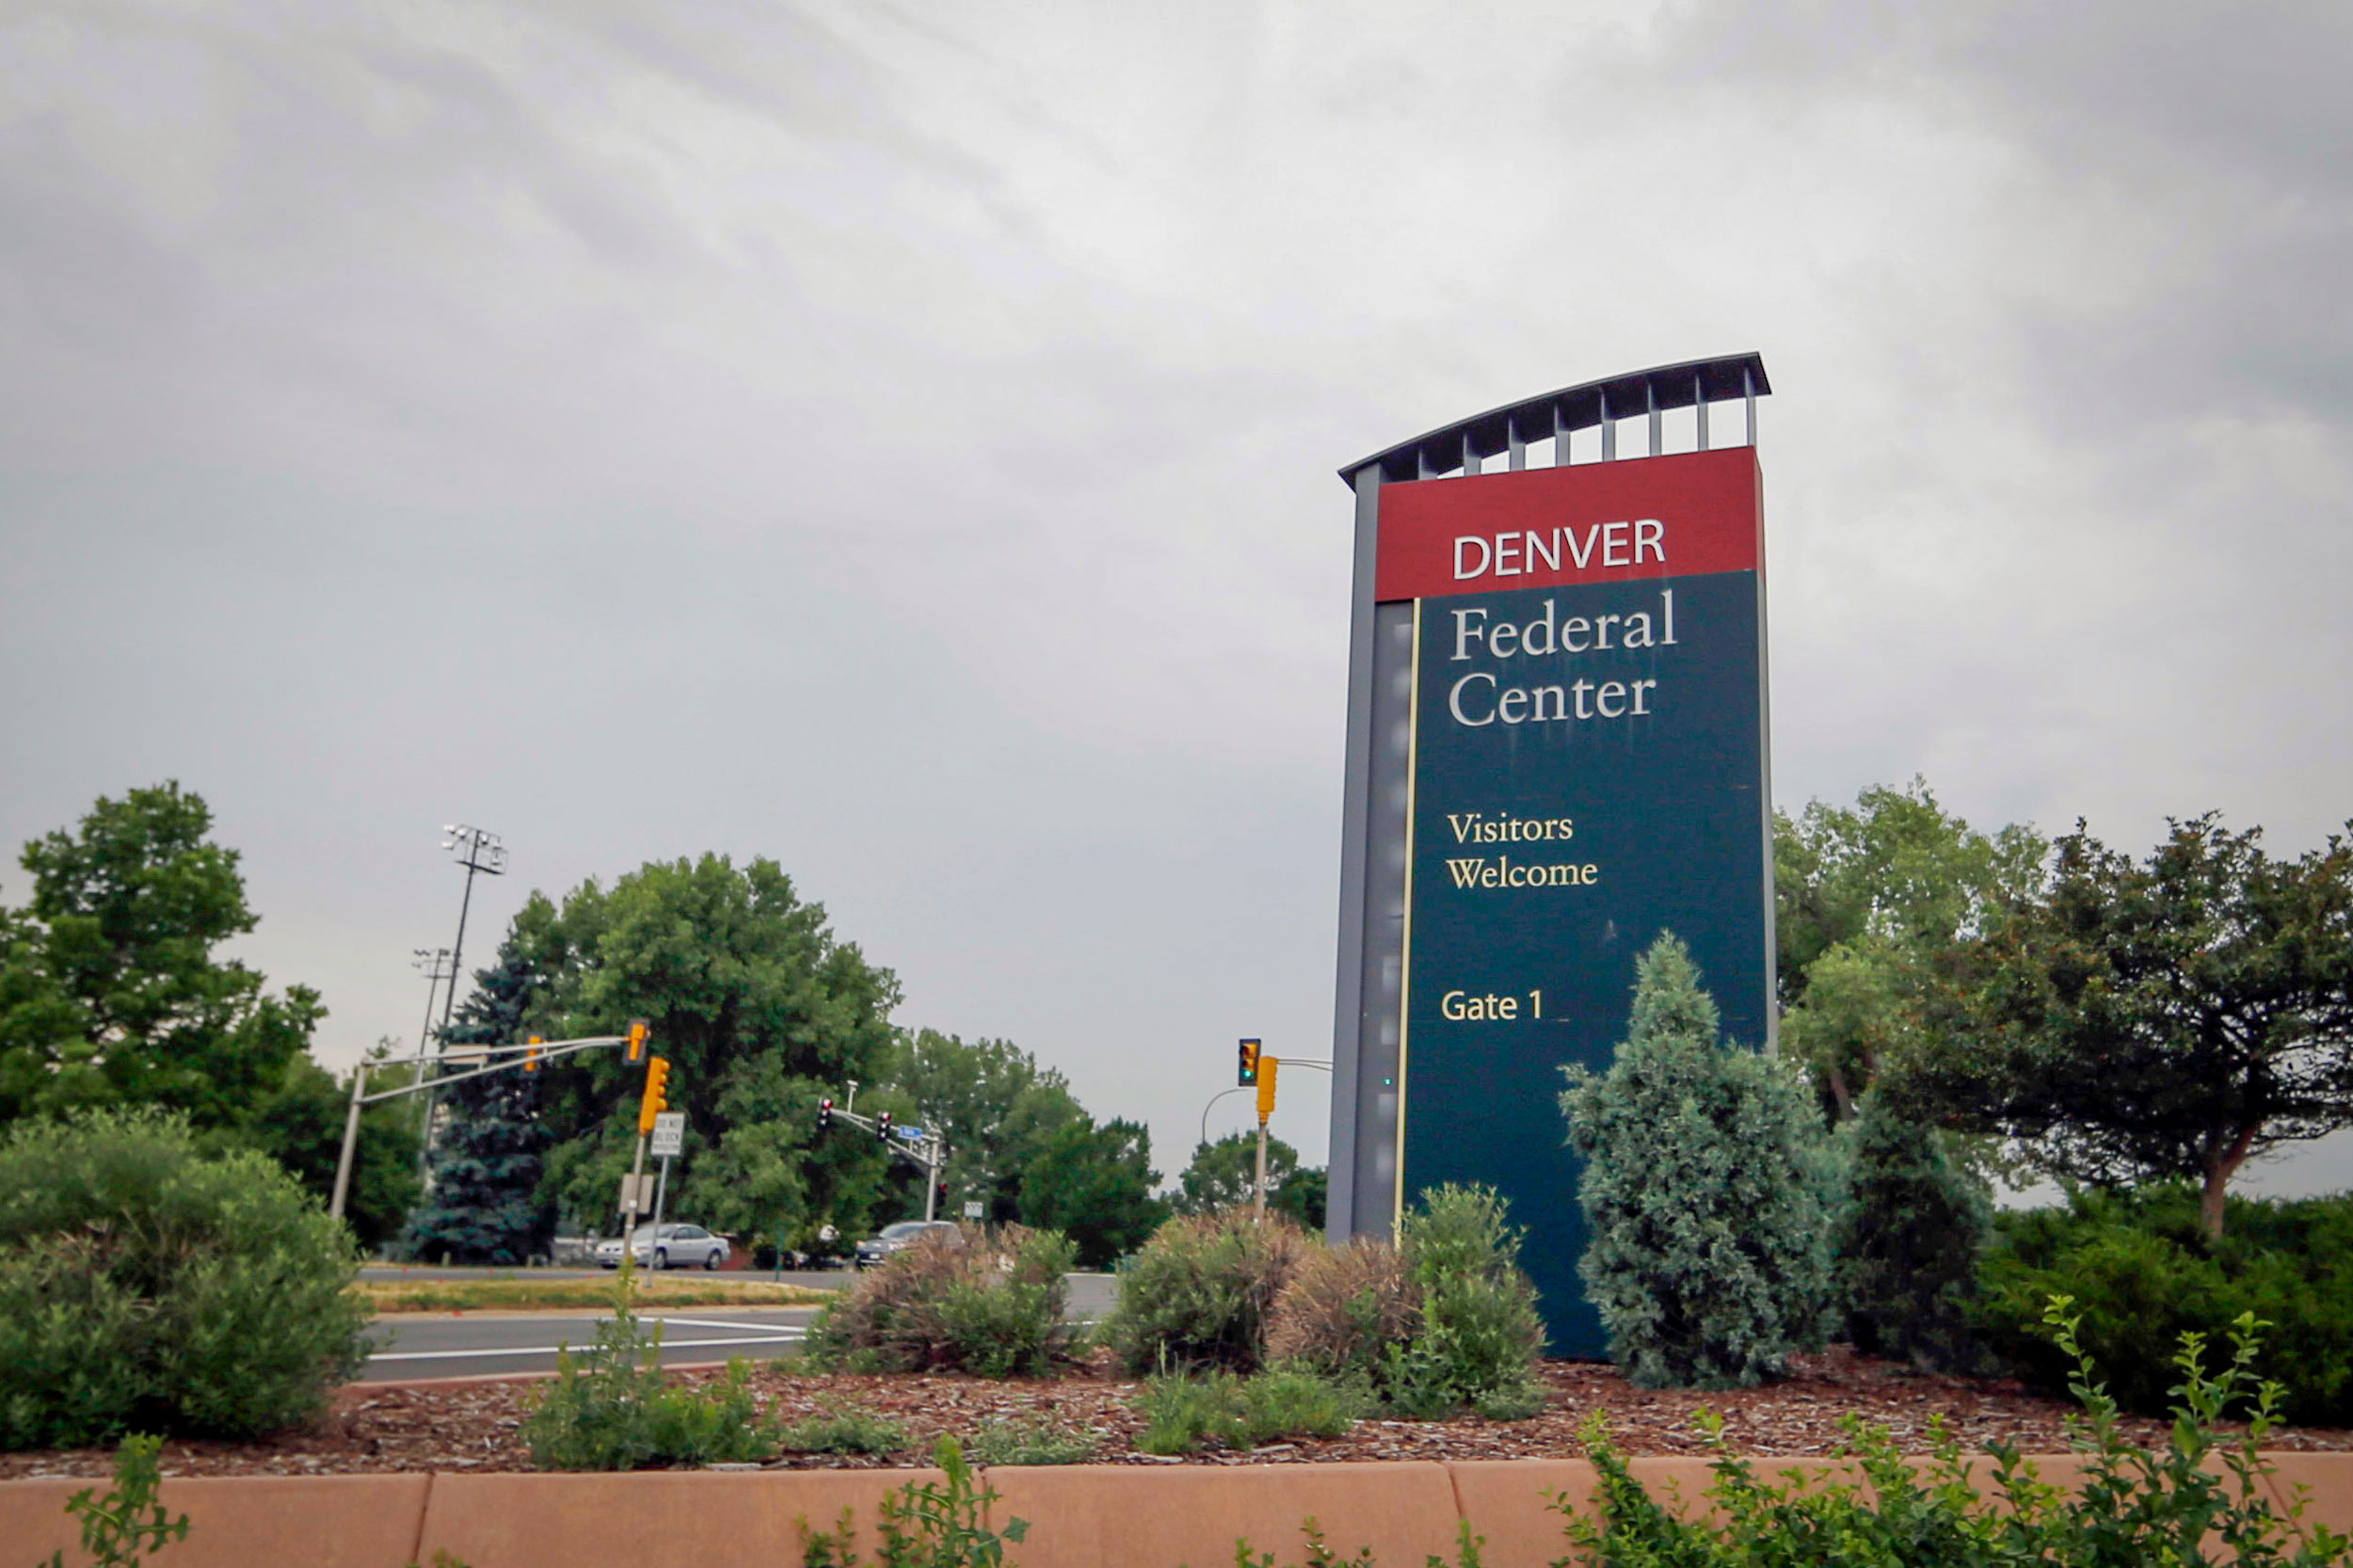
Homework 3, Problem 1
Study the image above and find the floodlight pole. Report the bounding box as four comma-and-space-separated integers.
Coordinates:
418, 826, 507, 1190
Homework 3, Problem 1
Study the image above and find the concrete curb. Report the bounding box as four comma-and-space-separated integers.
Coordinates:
8, 1453, 2349, 1567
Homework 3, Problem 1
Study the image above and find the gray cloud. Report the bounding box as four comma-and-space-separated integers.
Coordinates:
3, 0, 2348, 1183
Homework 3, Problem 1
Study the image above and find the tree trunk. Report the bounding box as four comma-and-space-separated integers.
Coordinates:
2201, 1124, 2262, 1240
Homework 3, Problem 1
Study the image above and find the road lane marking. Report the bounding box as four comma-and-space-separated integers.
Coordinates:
641, 1316, 813, 1332
364, 1330, 805, 1363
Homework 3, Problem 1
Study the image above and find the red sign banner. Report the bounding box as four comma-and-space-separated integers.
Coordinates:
1374, 448, 1761, 602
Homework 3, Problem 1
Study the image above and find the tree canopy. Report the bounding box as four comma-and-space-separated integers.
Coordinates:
513, 855, 902, 1245
881, 1030, 1085, 1223
1897, 813, 2353, 1236
0, 783, 322, 1128
1172, 1129, 1300, 1216
1019, 1116, 1166, 1268
1775, 780, 2044, 1118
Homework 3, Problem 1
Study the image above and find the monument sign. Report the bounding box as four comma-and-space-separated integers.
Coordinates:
1325, 356, 1775, 1354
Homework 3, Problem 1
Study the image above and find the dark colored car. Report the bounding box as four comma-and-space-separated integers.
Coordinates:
853, 1220, 961, 1270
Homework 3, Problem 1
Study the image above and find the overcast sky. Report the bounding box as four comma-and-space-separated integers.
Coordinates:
4, 2, 2348, 1193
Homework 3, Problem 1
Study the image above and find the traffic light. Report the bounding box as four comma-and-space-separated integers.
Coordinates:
876, 1109, 893, 1142
523, 1034, 543, 1073
1257, 1054, 1279, 1122
625, 1018, 649, 1064
818, 1096, 834, 1129
638, 1056, 670, 1135
1238, 1038, 1261, 1086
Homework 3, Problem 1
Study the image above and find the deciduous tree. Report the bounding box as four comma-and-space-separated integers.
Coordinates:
1019, 1116, 1166, 1268
1902, 814, 2353, 1238
1172, 1129, 1299, 1216
0, 783, 321, 1128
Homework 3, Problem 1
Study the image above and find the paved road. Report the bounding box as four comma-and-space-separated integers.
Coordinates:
357, 1274, 1119, 1382
358, 1306, 821, 1382
360, 1264, 854, 1288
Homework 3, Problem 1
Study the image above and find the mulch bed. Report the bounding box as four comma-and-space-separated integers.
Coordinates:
7, 1348, 2349, 1480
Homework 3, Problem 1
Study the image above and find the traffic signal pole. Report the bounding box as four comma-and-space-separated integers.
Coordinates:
623, 1129, 649, 1246
628, 1055, 671, 1249
1253, 1056, 1280, 1220
328, 1031, 633, 1223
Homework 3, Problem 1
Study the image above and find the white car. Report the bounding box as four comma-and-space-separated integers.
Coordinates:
594, 1223, 730, 1271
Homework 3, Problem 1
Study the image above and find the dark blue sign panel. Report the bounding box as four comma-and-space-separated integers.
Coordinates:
1377, 450, 1771, 1356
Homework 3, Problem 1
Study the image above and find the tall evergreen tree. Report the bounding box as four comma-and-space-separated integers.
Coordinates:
403, 927, 554, 1265
1834, 1087, 1991, 1371
1561, 934, 1837, 1390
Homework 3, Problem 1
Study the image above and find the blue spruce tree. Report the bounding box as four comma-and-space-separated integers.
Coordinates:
1561, 934, 1836, 1389
402, 930, 555, 1265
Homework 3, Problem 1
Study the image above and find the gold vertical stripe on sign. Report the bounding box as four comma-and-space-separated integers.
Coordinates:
1394, 597, 1423, 1231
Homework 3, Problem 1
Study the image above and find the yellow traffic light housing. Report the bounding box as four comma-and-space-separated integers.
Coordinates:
1256, 1055, 1278, 1122
523, 1034, 543, 1072
1238, 1038, 1260, 1086
638, 1056, 671, 1134
625, 1018, 649, 1064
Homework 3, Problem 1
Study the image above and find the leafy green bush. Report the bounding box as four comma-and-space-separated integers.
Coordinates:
520, 1267, 777, 1469
1561, 935, 1837, 1390
1976, 1184, 2353, 1423
798, 1437, 1029, 1568
0, 1109, 371, 1448
38, 1433, 187, 1568
1385, 1185, 1545, 1418
1135, 1366, 1363, 1455
1262, 1188, 1543, 1419
1834, 1087, 1992, 1371
965, 1415, 1097, 1466
1101, 1208, 1311, 1374
778, 1404, 909, 1456
801, 1225, 1078, 1377
1227, 1519, 1485, 1568
1561, 1303, 2348, 1567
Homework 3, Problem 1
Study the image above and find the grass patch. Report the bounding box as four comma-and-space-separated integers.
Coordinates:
778, 1405, 910, 1456
359, 1276, 832, 1313
1136, 1367, 1364, 1456
965, 1416, 1097, 1467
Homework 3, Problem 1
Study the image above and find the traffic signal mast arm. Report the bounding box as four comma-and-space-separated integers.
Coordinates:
350, 1033, 632, 1104
815, 1099, 946, 1172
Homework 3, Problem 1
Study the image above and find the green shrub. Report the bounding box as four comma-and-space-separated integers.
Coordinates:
38, 1433, 188, 1568
1227, 1520, 1485, 1568
801, 1225, 1078, 1378
0, 1109, 371, 1449
520, 1266, 777, 1469
1834, 1087, 1992, 1371
798, 1437, 1028, 1568
1561, 1303, 2349, 1567
1262, 1189, 1543, 1419
1561, 935, 1837, 1390
1976, 1185, 2353, 1424
1134, 1366, 1363, 1455
1101, 1208, 1311, 1375
965, 1415, 1097, 1466
1386, 1185, 1545, 1417
778, 1405, 909, 1456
